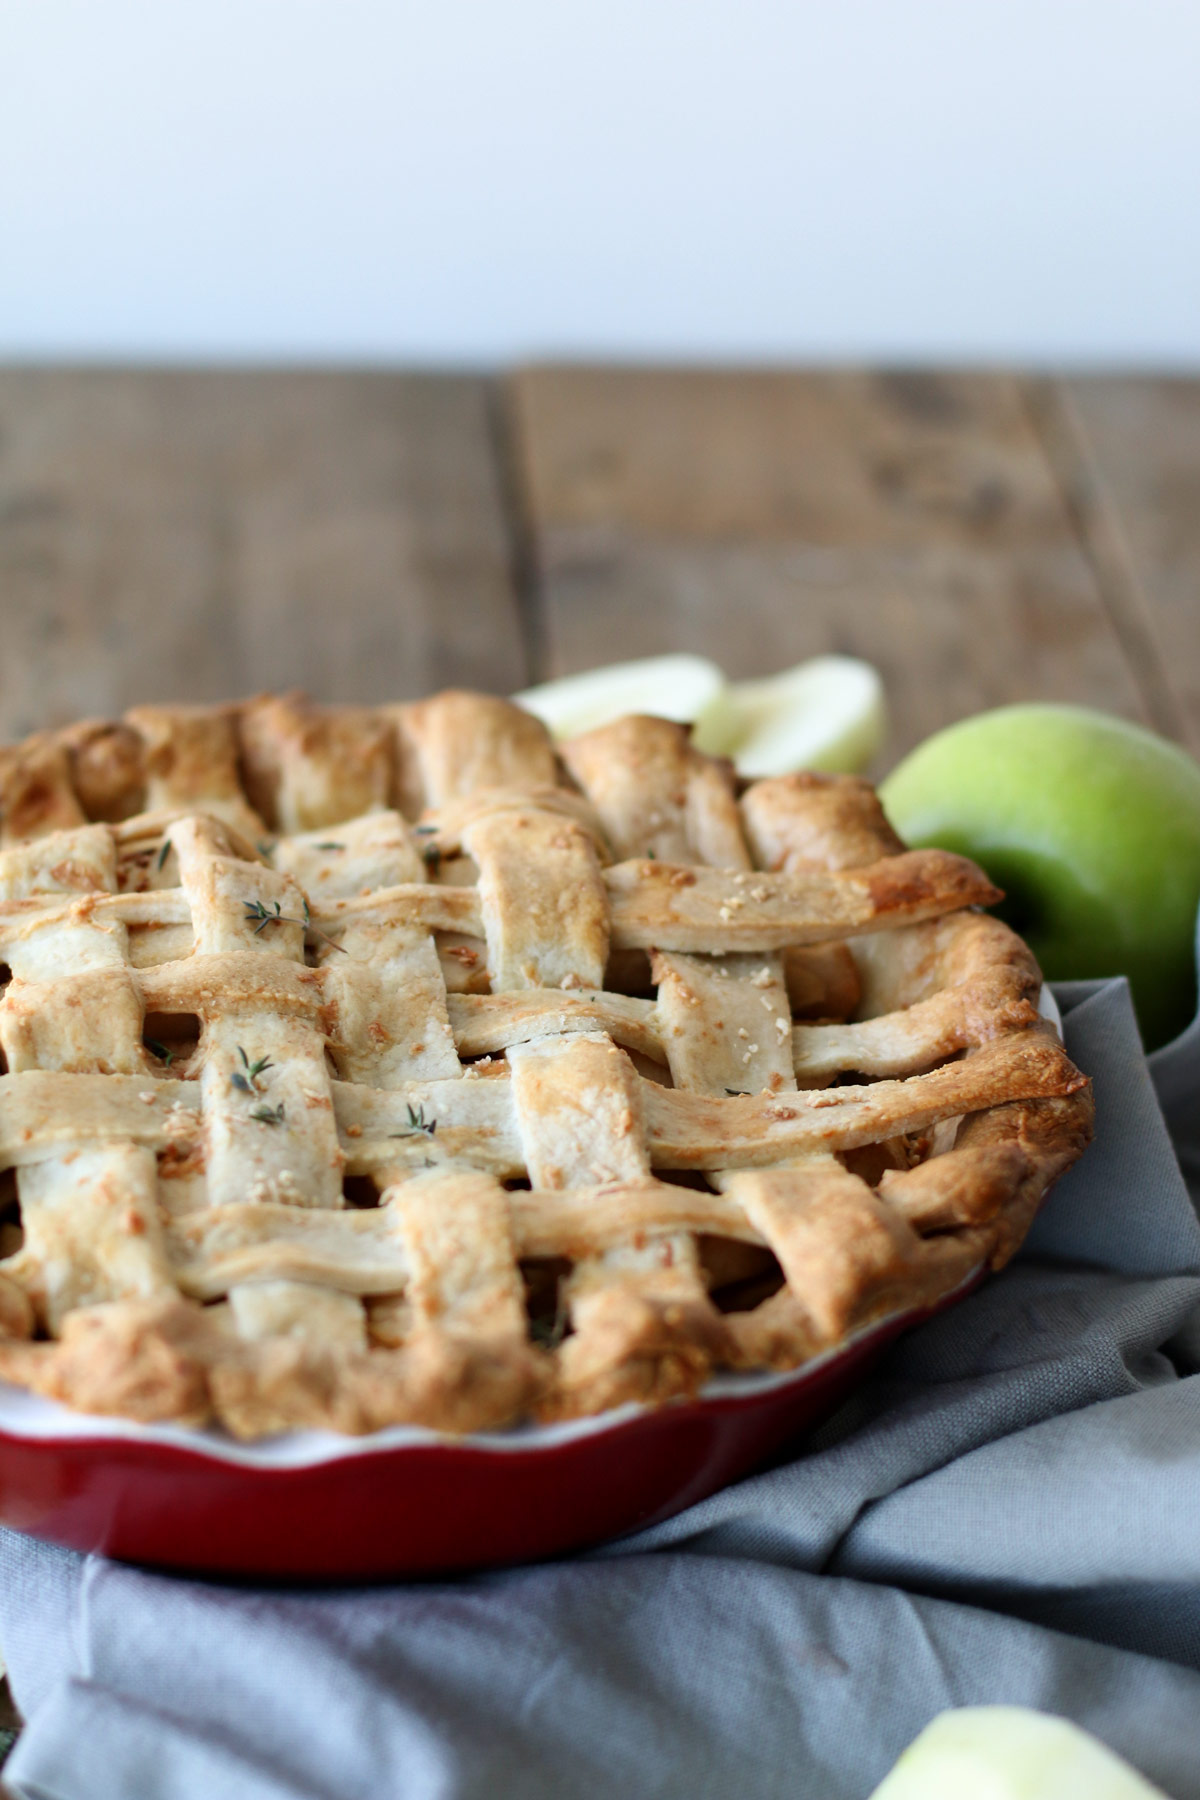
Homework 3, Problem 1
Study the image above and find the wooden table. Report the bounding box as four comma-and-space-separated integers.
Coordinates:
0, 364, 1196, 1777
0, 367, 1196, 764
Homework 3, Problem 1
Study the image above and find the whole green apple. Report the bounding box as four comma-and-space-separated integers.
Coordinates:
879, 705, 1200, 1051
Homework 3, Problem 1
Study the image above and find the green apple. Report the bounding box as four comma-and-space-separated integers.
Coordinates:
879, 705, 1200, 1051
869, 1706, 1167, 1798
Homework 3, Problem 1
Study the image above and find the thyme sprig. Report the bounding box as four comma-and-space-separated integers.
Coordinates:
389, 1103, 437, 1140
243, 897, 347, 953
244, 898, 293, 934
232, 1045, 274, 1093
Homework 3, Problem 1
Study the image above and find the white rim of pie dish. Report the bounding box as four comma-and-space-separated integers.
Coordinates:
0, 987, 1063, 1467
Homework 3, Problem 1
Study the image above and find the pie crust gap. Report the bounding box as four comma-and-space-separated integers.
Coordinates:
0, 693, 1092, 1438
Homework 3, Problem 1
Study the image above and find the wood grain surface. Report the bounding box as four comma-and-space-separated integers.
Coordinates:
0, 369, 524, 739
0, 364, 1194, 781
1050, 376, 1200, 757
508, 366, 1158, 768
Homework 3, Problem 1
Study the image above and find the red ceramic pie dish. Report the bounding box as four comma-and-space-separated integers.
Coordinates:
0, 1283, 975, 1581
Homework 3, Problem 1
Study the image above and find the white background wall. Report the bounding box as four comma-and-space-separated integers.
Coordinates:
2, 0, 1198, 367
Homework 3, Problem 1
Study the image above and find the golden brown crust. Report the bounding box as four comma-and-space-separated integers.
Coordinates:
740, 771, 906, 872
952, 1084, 1097, 1270
0, 694, 1093, 1437
392, 692, 559, 815
561, 715, 749, 868
0, 735, 87, 844
238, 692, 394, 834
0, 1297, 215, 1425
59, 720, 146, 823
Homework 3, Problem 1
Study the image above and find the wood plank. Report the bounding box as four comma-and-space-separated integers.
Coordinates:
0, 370, 526, 741
1045, 376, 1200, 757
508, 367, 1149, 767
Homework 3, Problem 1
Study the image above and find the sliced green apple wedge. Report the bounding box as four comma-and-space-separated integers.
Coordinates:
695, 654, 887, 776
514, 651, 887, 779
513, 655, 727, 741
869, 1707, 1167, 1799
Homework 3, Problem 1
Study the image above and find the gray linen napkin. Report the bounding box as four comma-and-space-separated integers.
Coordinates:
1, 957, 1199, 1800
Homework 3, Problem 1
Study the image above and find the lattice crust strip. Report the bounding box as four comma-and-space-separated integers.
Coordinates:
0, 693, 1092, 1438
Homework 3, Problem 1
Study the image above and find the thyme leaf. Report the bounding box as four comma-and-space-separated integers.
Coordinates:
146, 1039, 174, 1066
313, 842, 344, 852
250, 1102, 286, 1127
156, 838, 171, 871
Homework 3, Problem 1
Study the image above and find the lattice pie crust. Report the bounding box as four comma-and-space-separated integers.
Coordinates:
0, 693, 1091, 1438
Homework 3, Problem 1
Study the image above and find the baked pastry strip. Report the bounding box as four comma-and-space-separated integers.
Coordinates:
0, 825, 175, 1335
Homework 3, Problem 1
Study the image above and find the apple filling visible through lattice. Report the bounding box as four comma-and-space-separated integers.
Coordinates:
0, 694, 1092, 1438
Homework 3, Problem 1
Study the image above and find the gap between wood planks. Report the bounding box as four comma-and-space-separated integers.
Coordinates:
1023, 377, 1191, 752
484, 378, 546, 688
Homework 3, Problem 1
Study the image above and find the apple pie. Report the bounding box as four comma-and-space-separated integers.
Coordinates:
0, 692, 1091, 1438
